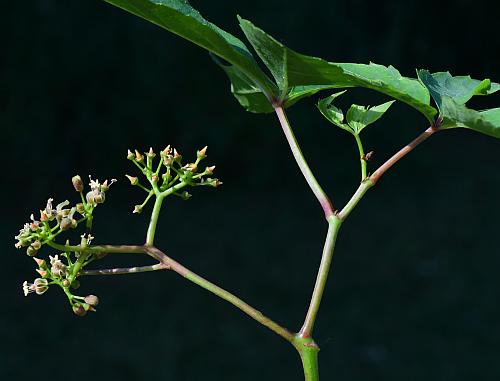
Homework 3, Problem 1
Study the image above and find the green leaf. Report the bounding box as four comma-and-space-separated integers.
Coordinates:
239, 17, 436, 120
211, 55, 273, 113
417, 70, 500, 109
317, 91, 350, 132
346, 100, 395, 134
103, 0, 276, 100
418, 70, 500, 138
318, 92, 394, 135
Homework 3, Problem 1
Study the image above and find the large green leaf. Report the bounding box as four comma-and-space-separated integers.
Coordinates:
418, 70, 500, 138
103, 0, 276, 99
239, 18, 437, 121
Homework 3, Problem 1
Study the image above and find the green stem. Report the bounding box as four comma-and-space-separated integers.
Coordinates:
274, 106, 334, 219
81, 263, 167, 275
299, 215, 342, 337
337, 179, 374, 221
47, 241, 294, 342
293, 336, 320, 381
354, 134, 367, 181
146, 195, 164, 246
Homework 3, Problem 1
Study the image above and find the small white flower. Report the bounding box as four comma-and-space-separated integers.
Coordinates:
22, 278, 49, 296
49, 255, 67, 277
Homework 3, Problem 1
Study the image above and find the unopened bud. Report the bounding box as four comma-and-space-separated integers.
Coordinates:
205, 166, 216, 175
181, 191, 192, 200
135, 150, 144, 163
62, 279, 70, 287
33, 257, 45, 267
31, 240, 42, 250
76, 203, 85, 214
84, 295, 99, 307
147, 147, 156, 158
27, 245, 38, 257
35, 269, 48, 277
163, 155, 174, 166
126, 175, 139, 185
127, 149, 135, 160
197, 146, 208, 159
60, 217, 73, 231
173, 149, 182, 162
133, 205, 143, 214
72, 175, 84, 192
72, 303, 87, 317
183, 163, 198, 173
40, 210, 49, 222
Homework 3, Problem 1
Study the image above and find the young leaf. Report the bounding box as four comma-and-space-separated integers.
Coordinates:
346, 101, 395, 134
317, 91, 351, 133
239, 17, 436, 120
103, 0, 277, 101
318, 92, 394, 135
418, 70, 500, 137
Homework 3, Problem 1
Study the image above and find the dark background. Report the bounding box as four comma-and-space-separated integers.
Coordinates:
2, 0, 500, 380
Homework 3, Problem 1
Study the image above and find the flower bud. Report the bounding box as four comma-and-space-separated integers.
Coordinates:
76, 203, 85, 214
173, 149, 182, 163
72, 175, 84, 192
36, 269, 48, 278
147, 147, 156, 158
205, 165, 216, 175
151, 175, 159, 183
127, 149, 135, 160
71, 280, 80, 289
183, 163, 198, 173
60, 217, 73, 231
181, 191, 192, 200
33, 257, 46, 267
31, 240, 42, 251
133, 205, 143, 214
40, 210, 49, 222
135, 150, 144, 163
62, 279, 71, 287
126, 175, 139, 185
197, 146, 208, 159
73, 303, 87, 317
84, 295, 99, 307
27, 245, 38, 257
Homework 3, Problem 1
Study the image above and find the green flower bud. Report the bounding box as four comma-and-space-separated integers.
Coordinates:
62, 279, 70, 288
127, 149, 135, 160
27, 245, 38, 257
133, 205, 143, 214
76, 203, 85, 214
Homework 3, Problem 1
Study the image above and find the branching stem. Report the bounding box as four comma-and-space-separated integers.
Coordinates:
274, 106, 334, 219
47, 241, 294, 342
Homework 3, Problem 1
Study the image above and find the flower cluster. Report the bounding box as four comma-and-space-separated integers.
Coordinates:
126, 146, 222, 213
16, 175, 114, 315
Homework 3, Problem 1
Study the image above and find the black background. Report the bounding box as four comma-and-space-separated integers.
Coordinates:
2, 1, 500, 380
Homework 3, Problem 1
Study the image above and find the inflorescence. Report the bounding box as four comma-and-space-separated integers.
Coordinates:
16, 146, 221, 316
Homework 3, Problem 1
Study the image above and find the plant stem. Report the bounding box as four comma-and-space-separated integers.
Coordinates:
293, 336, 320, 381
337, 179, 374, 221
47, 241, 294, 343
370, 125, 438, 184
354, 134, 367, 181
146, 195, 164, 246
144, 245, 295, 342
274, 106, 334, 219
80, 263, 167, 275
299, 215, 342, 338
